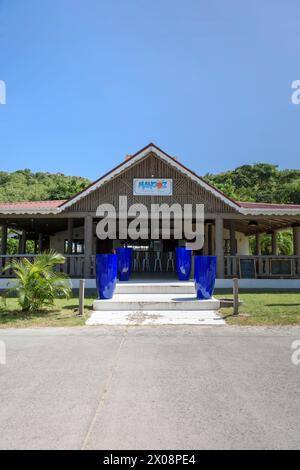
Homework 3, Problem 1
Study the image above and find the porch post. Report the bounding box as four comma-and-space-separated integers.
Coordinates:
67, 218, 74, 255
207, 223, 213, 255
215, 217, 224, 278
84, 215, 93, 278
229, 221, 236, 255
34, 236, 38, 254
1, 224, 8, 255
271, 231, 278, 256
293, 225, 300, 256
255, 232, 261, 256
38, 233, 43, 253
67, 218, 74, 274
19, 230, 26, 254
203, 223, 209, 255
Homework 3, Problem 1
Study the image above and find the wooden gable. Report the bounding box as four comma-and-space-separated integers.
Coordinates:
64, 152, 238, 214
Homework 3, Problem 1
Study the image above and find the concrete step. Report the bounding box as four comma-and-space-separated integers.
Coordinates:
93, 293, 220, 311
87, 310, 225, 326
115, 281, 196, 294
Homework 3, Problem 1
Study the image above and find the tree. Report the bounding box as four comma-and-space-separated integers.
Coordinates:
205, 163, 300, 204
0, 170, 90, 203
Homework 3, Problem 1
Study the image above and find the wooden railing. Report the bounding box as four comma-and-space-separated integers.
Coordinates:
1, 254, 300, 279
0, 254, 91, 278
224, 255, 300, 278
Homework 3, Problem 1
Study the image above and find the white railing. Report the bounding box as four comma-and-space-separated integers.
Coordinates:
224, 255, 300, 278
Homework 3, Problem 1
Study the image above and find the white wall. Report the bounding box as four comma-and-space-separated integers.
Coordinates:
223, 229, 249, 255
49, 225, 98, 253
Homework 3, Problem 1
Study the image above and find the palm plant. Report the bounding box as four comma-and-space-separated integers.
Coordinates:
6, 250, 71, 312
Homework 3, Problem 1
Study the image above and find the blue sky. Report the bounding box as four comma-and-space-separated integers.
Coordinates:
0, 0, 299, 179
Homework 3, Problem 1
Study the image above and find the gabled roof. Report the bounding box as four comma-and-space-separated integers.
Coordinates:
0, 144, 300, 217
58, 143, 241, 212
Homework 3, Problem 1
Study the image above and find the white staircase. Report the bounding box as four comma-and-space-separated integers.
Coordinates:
86, 280, 225, 326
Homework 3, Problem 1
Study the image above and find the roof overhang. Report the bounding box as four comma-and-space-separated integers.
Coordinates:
0, 208, 61, 215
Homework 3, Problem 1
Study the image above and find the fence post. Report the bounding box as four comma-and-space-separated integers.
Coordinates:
79, 279, 85, 316
233, 277, 239, 315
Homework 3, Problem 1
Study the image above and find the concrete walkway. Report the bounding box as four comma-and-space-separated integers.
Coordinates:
0, 325, 300, 449
86, 309, 225, 325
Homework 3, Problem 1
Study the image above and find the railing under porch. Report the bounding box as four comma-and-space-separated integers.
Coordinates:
1, 254, 300, 279
0, 255, 95, 279
224, 255, 300, 279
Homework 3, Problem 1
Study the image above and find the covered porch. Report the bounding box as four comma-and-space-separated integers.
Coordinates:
1, 211, 300, 280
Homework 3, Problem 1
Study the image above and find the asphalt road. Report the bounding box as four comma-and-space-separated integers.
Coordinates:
0, 325, 300, 450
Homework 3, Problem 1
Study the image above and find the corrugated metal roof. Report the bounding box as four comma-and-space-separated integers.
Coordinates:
0, 200, 66, 210
238, 201, 300, 210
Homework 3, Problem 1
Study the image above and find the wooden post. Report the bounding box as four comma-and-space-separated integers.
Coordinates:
67, 218, 74, 274
215, 217, 224, 278
79, 279, 85, 316
1, 225, 7, 255
84, 215, 93, 279
229, 221, 236, 256
293, 225, 300, 256
207, 223, 213, 255
271, 231, 278, 256
38, 233, 43, 253
1, 224, 7, 271
34, 233, 38, 254
19, 230, 26, 254
233, 277, 239, 315
255, 232, 261, 256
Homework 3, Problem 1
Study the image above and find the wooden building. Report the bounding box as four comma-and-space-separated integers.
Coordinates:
1, 143, 300, 281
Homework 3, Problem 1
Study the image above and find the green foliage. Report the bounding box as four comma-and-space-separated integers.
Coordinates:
0, 170, 90, 202
0, 295, 6, 313
6, 234, 35, 255
205, 163, 300, 203
249, 231, 293, 255
6, 251, 71, 312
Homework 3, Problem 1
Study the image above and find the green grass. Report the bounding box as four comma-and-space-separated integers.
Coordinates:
1, 292, 300, 328
217, 292, 300, 326
0, 296, 94, 328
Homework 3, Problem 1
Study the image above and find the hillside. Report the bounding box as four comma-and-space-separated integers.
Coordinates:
0, 170, 90, 202
204, 163, 300, 204
0, 163, 299, 204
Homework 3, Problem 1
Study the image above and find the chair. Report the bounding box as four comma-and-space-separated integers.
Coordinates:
154, 251, 162, 272
166, 251, 175, 272
132, 251, 141, 272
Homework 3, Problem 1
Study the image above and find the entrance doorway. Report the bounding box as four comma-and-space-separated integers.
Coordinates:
126, 239, 178, 278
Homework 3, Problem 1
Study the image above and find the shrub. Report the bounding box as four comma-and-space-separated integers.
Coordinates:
7, 251, 71, 312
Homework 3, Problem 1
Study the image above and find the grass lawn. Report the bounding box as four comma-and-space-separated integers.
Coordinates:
0, 292, 300, 328
0, 297, 94, 328
217, 292, 300, 326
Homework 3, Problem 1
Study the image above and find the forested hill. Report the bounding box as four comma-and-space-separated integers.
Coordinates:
204, 163, 300, 204
0, 163, 299, 204
0, 170, 90, 202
